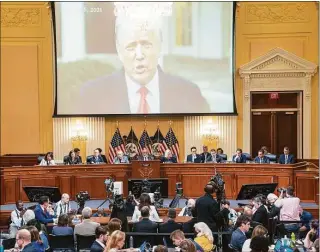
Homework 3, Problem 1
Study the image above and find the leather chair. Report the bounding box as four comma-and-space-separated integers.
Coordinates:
63, 155, 69, 164
76, 235, 95, 251
242, 153, 251, 160
49, 234, 75, 251
265, 153, 277, 162
86, 155, 93, 164
37, 155, 45, 164
219, 154, 228, 161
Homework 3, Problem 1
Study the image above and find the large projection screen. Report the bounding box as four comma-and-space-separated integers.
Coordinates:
54, 2, 236, 115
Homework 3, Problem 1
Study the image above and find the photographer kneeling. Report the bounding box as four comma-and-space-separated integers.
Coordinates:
274, 186, 302, 235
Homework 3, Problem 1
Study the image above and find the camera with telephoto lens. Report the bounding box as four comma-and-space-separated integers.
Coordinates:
141, 179, 152, 194
75, 191, 90, 204
277, 187, 287, 193
176, 182, 183, 195
113, 194, 124, 210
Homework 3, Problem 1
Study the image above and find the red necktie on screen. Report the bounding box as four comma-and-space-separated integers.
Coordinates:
138, 87, 150, 114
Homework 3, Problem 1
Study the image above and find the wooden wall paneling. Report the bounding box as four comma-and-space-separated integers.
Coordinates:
182, 174, 212, 198
59, 176, 72, 197
294, 171, 318, 203
3, 179, 16, 204
75, 176, 107, 200
221, 173, 233, 199
277, 176, 291, 188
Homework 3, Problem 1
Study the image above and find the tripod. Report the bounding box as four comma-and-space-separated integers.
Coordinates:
169, 192, 187, 209
97, 189, 114, 209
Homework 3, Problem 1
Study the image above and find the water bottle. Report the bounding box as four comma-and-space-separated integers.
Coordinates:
0, 238, 4, 252
129, 236, 134, 248
283, 235, 288, 247
291, 232, 296, 247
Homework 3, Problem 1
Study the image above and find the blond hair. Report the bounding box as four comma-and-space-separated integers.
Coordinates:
105, 230, 125, 251
251, 225, 268, 239
194, 222, 214, 242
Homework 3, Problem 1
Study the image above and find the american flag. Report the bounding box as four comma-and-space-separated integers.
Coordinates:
153, 127, 166, 154
108, 128, 126, 164
139, 129, 153, 154
163, 127, 180, 162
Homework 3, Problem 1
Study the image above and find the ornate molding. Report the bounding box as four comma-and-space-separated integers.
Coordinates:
1, 8, 41, 27
245, 3, 310, 24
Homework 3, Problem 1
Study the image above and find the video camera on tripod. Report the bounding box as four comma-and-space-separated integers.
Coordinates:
176, 182, 183, 195
104, 177, 115, 193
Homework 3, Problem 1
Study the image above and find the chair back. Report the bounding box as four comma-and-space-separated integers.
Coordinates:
37, 155, 45, 164
63, 155, 69, 164
265, 153, 277, 162
3, 238, 16, 249
86, 155, 93, 164
49, 234, 74, 250
242, 153, 251, 160
76, 235, 95, 251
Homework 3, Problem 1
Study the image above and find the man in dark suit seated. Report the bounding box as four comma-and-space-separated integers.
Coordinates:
182, 207, 198, 234
90, 226, 108, 252
230, 215, 251, 251
252, 196, 269, 228
160, 149, 177, 163
278, 146, 295, 164
96, 148, 108, 163
159, 208, 182, 234
200, 146, 212, 163
133, 206, 158, 233
87, 148, 105, 164
137, 148, 154, 161
34, 196, 55, 224
254, 150, 270, 164
77, 17, 210, 115
210, 149, 222, 163
232, 148, 247, 163
74, 148, 83, 164
186, 146, 202, 163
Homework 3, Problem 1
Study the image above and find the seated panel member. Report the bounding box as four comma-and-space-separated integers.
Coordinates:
64, 150, 81, 165
39, 152, 56, 166
74, 148, 83, 164
96, 148, 108, 163
200, 146, 212, 163
209, 149, 221, 163
137, 148, 154, 161
113, 150, 130, 164
87, 148, 105, 164
160, 149, 177, 163
278, 146, 295, 164
254, 150, 270, 164
232, 148, 247, 163
186, 146, 202, 163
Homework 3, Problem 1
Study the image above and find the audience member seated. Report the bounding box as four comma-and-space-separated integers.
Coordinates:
210, 148, 222, 163
15, 229, 33, 252
92, 207, 109, 217
133, 206, 158, 233
107, 218, 122, 235
278, 146, 295, 164
232, 148, 247, 163
304, 220, 319, 250
200, 146, 212, 163
170, 230, 203, 252
54, 193, 71, 217
254, 150, 270, 164
195, 184, 220, 232
74, 147, 83, 163
9, 200, 26, 238
159, 208, 182, 233
179, 199, 196, 217
34, 196, 55, 224
194, 222, 215, 252
242, 225, 268, 252
64, 150, 81, 165
74, 207, 100, 239
90, 226, 108, 252
179, 239, 197, 252
26, 219, 49, 250
138, 147, 154, 161
160, 149, 177, 163
153, 245, 168, 252
299, 210, 314, 238
39, 152, 56, 166
266, 193, 280, 218
186, 146, 202, 163
250, 236, 269, 252
87, 148, 106, 164
52, 214, 73, 236
251, 196, 269, 228
230, 215, 251, 251
274, 186, 301, 234
182, 207, 198, 233
132, 193, 161, 222
25, 225, 47, 251
113, 150, 130, 164
105, 230, 125, 252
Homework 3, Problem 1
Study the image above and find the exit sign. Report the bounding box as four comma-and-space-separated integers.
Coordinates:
269, 92, 279, 100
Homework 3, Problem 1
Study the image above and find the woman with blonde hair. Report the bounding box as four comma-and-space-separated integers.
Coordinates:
105, 230, 125, 251
242, 225, 268, 252
194, 222, 214, 252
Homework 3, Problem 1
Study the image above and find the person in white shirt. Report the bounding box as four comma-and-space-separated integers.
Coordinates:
39, 152, 56, 166
132, 193, 161, 222
9, 201, 26, 238
54, 193, 71, 217
178, 199, 196, 217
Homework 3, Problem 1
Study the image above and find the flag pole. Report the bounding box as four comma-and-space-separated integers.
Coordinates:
157, 120, 160, 142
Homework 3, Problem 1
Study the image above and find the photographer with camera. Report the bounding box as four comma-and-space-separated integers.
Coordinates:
274, 186, 302, 234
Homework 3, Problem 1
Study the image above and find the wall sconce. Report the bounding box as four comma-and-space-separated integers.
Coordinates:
202, 119, 220, 142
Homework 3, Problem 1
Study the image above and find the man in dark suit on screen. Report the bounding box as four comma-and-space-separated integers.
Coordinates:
78, 17, 210, 114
